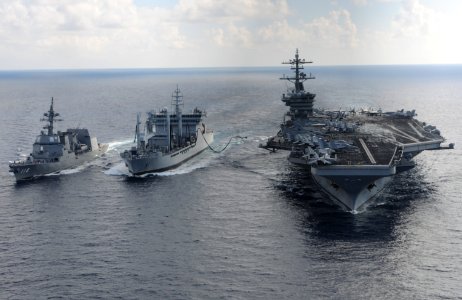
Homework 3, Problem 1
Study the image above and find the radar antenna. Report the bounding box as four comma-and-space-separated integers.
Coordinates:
280, 48, 315, 92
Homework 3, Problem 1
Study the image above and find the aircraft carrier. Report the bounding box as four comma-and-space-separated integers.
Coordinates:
262, 50, 454, 211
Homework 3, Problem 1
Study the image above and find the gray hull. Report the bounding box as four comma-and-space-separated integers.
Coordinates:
123, 131, 213, 175
309, 140, 445, 211
10, 144, 108, 181
311, 166, 395, 211
263, 50, 454, 212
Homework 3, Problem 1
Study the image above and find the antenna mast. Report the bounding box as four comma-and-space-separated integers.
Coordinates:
40, 97, 62, 135
280, 48, 315, 92
172, 86, 184, 139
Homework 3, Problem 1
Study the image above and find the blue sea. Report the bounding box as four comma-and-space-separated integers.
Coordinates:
0, 65, 461, 299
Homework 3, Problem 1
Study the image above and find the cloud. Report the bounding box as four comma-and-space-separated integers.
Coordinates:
0, 1, 359, 68
55, 1, 138, 31
257, 9, 358, 49
307, 10, 358, 48
0, 0, 191, 68
209, 23, 257, 48
392, 0, 439, 38
0, 0, 290, 57
0, 0, 460, 68
175, 0, 289, 23
356, 0, 462, 64
36, 35, 109, 52
258, 20, 304, 44
352, 0, 368, 6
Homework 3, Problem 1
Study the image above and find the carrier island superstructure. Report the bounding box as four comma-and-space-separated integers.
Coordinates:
262, 50, 454, 211
9, 98, 108, 181
120, 86, 214, 175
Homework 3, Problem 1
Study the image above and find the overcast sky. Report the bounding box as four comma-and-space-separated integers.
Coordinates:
1, 0, 461, 70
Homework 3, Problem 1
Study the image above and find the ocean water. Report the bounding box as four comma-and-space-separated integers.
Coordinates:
0, 65, 461, 299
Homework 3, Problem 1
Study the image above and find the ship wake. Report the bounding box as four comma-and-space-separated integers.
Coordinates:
42, 139, 130, 177
104, 152, 214, 178
107, 139, 134, 152
44, 164, 88, 177
104, 135, 246, 178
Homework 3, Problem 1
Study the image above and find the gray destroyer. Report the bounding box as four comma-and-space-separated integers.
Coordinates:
262, 50, 454, 211
9, 98, 108, 181
120, 86, 214, 175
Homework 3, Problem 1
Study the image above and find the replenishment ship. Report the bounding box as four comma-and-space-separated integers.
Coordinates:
120, 86, 214, 175
9, 98, 108, 181
262, 50, 454, 211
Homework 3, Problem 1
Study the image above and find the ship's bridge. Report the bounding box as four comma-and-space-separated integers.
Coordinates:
282, 91, 316, 117
32, 134, 64, 159
35, 134, 61, 145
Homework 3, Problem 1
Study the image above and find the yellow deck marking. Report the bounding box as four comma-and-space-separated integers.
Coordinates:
359, 138, 377, 164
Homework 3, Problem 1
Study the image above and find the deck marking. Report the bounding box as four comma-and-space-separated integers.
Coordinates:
387, 125, 420, 143
407, 122, 425, 138
358, 138, 377, 164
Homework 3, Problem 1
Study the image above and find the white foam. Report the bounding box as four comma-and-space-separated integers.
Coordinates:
232, 139, 245, 145
15, 149, 29, 160
253, 135, 269, 142
104, 152, 215, 178
208, 136, 246, 153
104, 162, 130, 176
103, 133, 247, 178
59, 166, 86, 175
44, 164, 87, 177
107, 139, 134, 152
154, 154, 212, 177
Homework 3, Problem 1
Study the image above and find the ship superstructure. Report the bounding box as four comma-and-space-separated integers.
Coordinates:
280, 49, 316, 117
262, 50, 454, 211
120, 86, 214, 175
9, 98, 108, 181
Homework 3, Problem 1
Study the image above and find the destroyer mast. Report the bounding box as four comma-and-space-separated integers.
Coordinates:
40, 97, 62, 136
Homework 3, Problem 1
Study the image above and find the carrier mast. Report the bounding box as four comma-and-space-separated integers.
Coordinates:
280, 49, 317, 117
280, 48, 315, 92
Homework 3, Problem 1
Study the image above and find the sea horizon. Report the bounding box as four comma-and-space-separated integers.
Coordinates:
1, 62, 462, 73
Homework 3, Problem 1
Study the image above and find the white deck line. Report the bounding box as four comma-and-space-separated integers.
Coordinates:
387, 124, 420, 143
407, 122, 425, 138
358, 138, 377, 164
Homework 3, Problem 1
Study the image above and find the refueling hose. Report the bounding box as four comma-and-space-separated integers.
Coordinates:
201, 132, 247, 153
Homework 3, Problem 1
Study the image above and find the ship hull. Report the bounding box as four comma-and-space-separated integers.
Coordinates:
264, 50, 453, 213
10, 144, 108, 181
312, 173, 393, 211
310, 165, 396, 211
123, 131, 213, 175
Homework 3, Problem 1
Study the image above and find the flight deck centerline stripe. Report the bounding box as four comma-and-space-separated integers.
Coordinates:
359, 138, 377, 164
